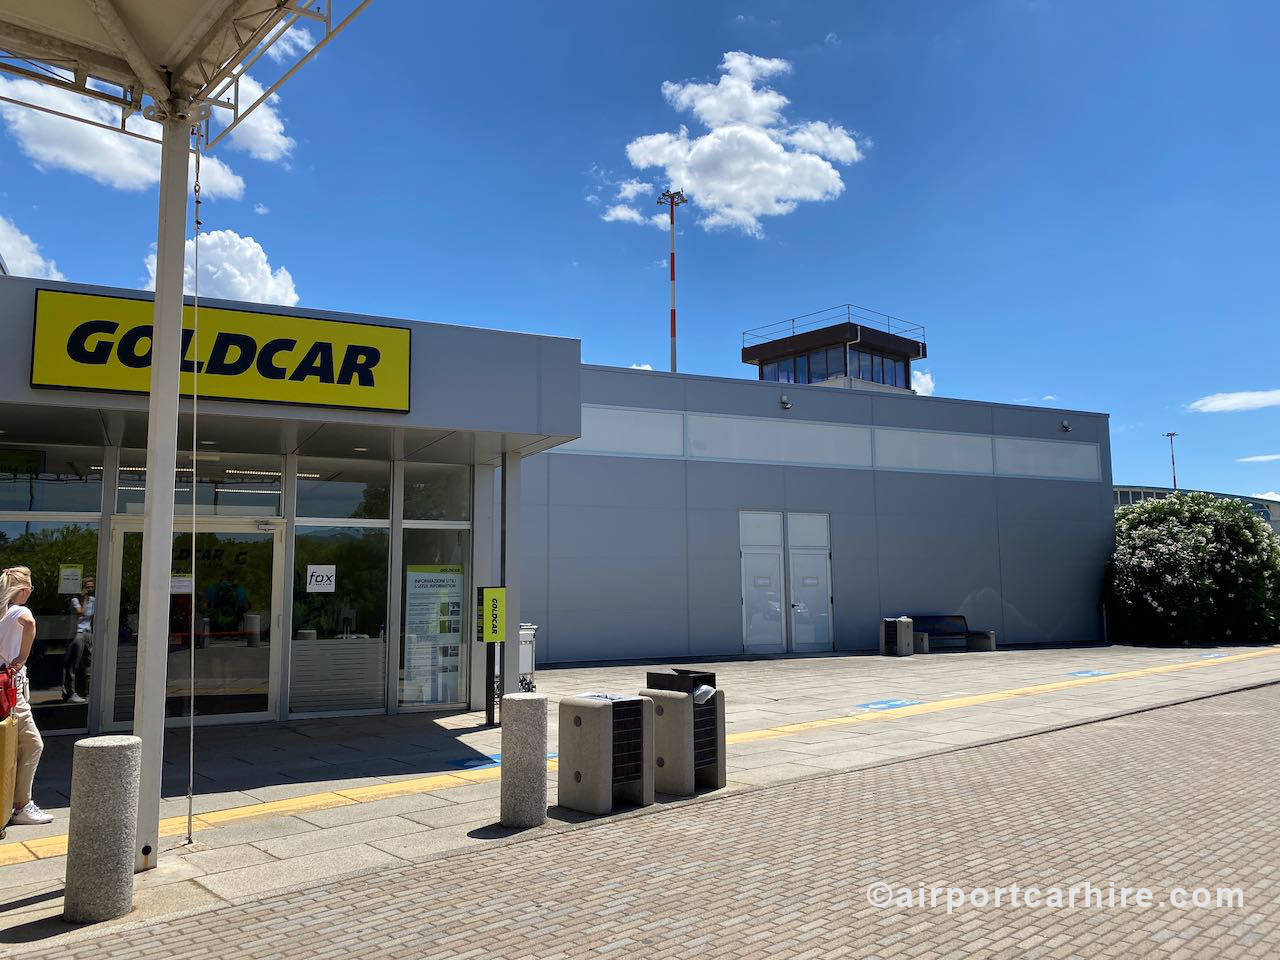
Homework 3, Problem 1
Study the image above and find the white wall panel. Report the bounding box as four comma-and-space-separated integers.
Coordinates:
995, 437, 1100, 481
687, 414, 872, 467
874, 428, 994, 475
560, 405, 685, 456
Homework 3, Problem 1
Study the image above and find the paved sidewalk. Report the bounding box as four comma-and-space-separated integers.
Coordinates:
1, 643, 1277, 946
17, 679, 1280, 958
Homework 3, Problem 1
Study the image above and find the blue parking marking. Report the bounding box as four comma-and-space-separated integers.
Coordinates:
1200, 653, 1226, 659
1068, 669, 1109, 678
445, 752, 558, 770
855, 698, 923, 711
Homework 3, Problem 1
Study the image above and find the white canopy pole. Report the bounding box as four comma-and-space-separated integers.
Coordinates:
132, 101, 192, 873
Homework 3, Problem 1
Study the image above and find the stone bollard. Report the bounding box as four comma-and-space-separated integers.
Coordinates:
500, 693, 547, 828
64, 735, 141, 924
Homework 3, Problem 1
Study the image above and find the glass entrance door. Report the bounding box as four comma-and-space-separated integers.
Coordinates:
103, 520, 282, 727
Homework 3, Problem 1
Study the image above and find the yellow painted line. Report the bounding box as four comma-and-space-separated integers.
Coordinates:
3, 646, 1276, 863
335, 773, 470, 803
198, 791, 352, 826
725, 646, 1280, 746
0, 842, 35, 866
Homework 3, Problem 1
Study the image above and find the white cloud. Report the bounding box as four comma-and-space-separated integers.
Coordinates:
225, 74, 295, 163
601, 204, 667, 228
618, 51, 867, 236
254, 202, 269, 215
0, 215, 64, 279
616, 179, 652, 202
144, 228, 298, 306
629, 362, 654, 370
1189, 389, 1280, 413
1238, 454, 1280, 463
1252, 491, 1280, 501
0, 75, 245, 199
911, 368, 936, 396
1042, 394, 1058, 401
264, 24, 315, 63
824, 32, 841, 45
782, 121, 864, 163
661, 52, 792, 128
584, 193, 600, 204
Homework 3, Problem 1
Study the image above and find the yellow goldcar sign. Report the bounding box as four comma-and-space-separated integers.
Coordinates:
31, 290, 411, 412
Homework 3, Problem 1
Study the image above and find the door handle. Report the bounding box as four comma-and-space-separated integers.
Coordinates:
791, 603, 800, 609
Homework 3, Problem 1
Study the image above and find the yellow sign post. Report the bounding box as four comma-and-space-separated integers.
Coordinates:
31, 290, 411, 412
477, 586, 507, 644
477, 586, 507, 726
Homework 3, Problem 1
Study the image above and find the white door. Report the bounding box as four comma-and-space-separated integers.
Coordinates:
741, 548, 786, 653
740, 511, 786, 654
787, 550, 832, 652
787, 513, 833, 653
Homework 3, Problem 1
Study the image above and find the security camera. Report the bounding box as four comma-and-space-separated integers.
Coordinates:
780, 394, 793, 410
1060, 419, 1071, 432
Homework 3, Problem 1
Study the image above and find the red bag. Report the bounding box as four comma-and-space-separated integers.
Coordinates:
0, 667, 18, 721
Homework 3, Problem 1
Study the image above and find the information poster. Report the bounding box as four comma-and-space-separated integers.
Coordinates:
58, 564, 83, 594
403, 564, 464, 704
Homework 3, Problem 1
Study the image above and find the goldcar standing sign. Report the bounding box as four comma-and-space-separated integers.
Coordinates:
31, 290, 411, 412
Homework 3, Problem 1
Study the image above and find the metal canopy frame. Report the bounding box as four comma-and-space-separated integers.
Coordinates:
0, 0, 373, 873
0, 1, 371, 146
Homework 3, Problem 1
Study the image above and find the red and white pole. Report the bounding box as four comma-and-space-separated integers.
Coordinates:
658, 189, 687, 374
668, 197, 677, 373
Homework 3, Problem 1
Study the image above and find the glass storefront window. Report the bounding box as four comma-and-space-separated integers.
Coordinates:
404, 464, 470, 521
399, 528, 468, 707
290, 526, 389, 714
296, 458, 390, 519
794, 352, 808, 385
895, 360, 906, 388
0, 520, 99, 730
761, 361, 777, 382
117, 452, 283, 516
0, 445, 103, 513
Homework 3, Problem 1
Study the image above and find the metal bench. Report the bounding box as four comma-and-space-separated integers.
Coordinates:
906, 615, 997, 653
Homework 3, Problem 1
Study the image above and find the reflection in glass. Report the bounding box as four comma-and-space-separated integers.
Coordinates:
296, 458, 390, 519
290, 526, 388, 714
0, 446, 103, 512
809, 348, 826, 383
827, 345, 846, 378
0, 521, 99, 730
400, 528, 468, 707
403, 464, 470, 521
117, 452, 282, 516
113, 530, 273, 722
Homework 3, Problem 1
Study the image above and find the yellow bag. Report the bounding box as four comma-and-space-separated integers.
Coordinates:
0, 715, 17, 840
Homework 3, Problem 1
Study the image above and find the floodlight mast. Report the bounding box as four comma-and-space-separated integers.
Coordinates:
658, 189, 687, 373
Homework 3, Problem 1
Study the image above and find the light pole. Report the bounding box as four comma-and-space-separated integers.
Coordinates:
1163, 432, 1178, 490
658, 189, 687, 373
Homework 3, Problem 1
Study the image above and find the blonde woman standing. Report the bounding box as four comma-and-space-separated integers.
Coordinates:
0, 567, 54, 825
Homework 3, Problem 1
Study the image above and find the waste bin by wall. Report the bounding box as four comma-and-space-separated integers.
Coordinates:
518, 623, 537, 692
642, 668, 726, 795
557, 693, 654, 815
880, 617, 913, 657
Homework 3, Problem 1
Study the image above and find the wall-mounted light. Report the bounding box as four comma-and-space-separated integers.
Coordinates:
779, 394, 793, 411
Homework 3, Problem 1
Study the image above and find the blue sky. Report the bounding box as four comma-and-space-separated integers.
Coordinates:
1, 1, 1278, 498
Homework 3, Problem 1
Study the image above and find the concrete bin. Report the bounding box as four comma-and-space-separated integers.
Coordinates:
969, 631, 998, 652
912, 631, 930, 654
880, 617, 914, 657
642, 669, 727, 796
557, 694, 654, 815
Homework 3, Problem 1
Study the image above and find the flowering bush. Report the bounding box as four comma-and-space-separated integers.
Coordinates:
1107, 492, 1280, 646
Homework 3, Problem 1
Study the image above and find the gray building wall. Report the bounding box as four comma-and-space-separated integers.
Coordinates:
522, 365, 1115, 663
